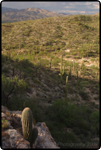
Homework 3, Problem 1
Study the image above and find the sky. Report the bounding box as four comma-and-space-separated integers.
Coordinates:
1, 1, 100, 15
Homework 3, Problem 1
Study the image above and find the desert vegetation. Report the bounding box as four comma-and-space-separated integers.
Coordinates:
2, 14, 99, 148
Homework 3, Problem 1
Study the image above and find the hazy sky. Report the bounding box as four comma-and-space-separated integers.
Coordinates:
2, 1, 99, 14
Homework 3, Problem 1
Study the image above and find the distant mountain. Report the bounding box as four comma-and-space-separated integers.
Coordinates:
59, 12, 69, 15
2, 7, 18, 12
2, 7, 68, 23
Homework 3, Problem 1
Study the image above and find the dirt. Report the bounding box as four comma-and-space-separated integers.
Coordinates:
64, 56, 99, 68
83, 87, 99, 105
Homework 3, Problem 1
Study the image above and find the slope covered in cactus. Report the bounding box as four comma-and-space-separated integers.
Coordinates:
2, 14, 99, 148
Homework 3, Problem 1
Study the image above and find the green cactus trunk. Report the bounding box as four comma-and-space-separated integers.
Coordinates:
22, 107, 33, 142
59, 54, 65, 82
69, 66, 71, 80
22, 107, 38, 148
30, 127, 38, 148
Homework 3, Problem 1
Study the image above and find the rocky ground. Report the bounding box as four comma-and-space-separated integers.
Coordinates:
1, 105, 60, 149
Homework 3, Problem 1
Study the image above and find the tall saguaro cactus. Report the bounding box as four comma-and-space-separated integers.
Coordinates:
69, 66, 71, 80
59, 54, 65, 82
22, 107, 38, 148
22, 107, 33, 142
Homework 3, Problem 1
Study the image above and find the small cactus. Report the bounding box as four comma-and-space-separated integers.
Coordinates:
22, 107, 33, 142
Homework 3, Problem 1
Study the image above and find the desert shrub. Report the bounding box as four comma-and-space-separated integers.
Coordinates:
74, 15, 92, 22
89, 111, 99, 136
51, 131, 77, 148
46, 100, 98, 130
2, 75, 28, 106
2, 119, 8, 129
2, 75, 28, 91
47, 100, 80, 127
45, 100, 99, 148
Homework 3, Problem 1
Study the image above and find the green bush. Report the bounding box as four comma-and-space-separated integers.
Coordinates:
48, 100, 78, 127
45, 100, 99, 148
2, 75, 28, 92
46, 100, 99, 131
51, 131, 77, 148
89, 111, 99, 136
2, 75, 28, 106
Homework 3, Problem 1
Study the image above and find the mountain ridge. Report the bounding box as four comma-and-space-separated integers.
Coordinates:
2, 7, 68, 23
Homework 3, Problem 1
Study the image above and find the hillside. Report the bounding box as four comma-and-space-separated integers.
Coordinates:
2, 7, 67, 23
2, 14, 99, 148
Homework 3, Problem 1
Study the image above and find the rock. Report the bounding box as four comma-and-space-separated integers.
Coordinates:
1, 105, 60, 149
1, 112, 7, 119
2, 129, 31, 149
34, 122, 60, 148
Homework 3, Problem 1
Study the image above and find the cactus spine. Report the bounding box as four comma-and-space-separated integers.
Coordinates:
22, 107, 38, 148
22, 107, 33, 142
